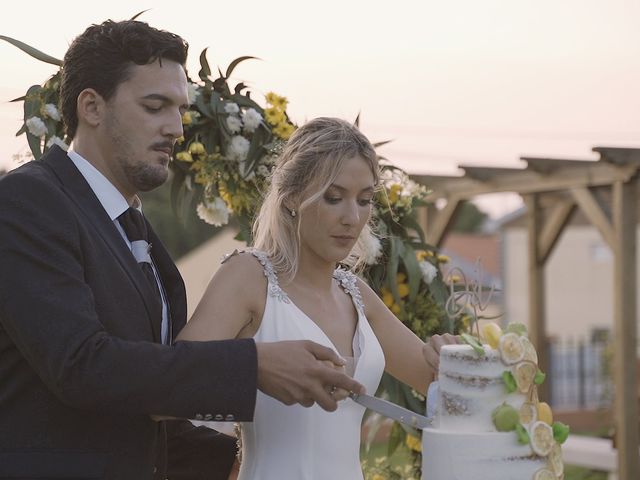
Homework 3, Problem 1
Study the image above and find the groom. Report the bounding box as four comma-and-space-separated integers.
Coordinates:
0, 19, 362, 479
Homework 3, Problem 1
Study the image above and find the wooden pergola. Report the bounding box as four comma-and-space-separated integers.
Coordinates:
412, 147, 640, 480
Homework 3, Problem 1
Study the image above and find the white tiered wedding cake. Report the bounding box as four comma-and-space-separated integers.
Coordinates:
422, 324, 569, 480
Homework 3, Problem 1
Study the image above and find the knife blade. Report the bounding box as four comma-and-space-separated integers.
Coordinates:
349, 392, 433, 430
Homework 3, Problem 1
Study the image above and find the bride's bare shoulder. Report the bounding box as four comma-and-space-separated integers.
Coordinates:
214, 249, 268, 290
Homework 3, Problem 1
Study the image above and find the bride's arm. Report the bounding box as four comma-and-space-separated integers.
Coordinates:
177, 252, 267, 342
358, 278, 454, 395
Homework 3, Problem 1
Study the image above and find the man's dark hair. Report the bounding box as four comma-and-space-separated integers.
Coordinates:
60, 20, 189, 139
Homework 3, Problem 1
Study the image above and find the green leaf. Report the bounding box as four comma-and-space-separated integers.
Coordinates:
129, 9, 150, 20
401, 243, 421, 301
225, 56, 259, 79
25, 132, 42, 160
460, 333, 484, 355
515, 423, 530, 445
0, 36, 62, 66
534, 370, 546, 385
387, 422, 404, 457
502, 370, 517, 393
386, 236, 403, 303
198, 48, 211, 82
552, 421, 570, 444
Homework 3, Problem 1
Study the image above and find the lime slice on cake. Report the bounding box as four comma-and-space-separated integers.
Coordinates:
521, 337, 539, 364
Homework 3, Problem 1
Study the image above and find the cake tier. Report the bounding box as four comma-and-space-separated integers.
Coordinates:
438, 344, 526, 432
422, 428, 547, 480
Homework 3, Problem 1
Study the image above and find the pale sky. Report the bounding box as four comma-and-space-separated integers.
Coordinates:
1, 0, 639, 217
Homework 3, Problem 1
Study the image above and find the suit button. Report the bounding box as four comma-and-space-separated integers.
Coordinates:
204, 413, 213, 420
194, 413, 204, 420
225, 414, 235, 421
214, 414, 224, 421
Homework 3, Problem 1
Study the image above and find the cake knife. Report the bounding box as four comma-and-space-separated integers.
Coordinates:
349, 392, 433, 430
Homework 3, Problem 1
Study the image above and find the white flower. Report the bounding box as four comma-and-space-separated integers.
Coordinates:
46, 136, 68, 151
256, 165, 270, 177
241, 108, 262, 133
361, 233, 383, 265
196, 197, 229, 226
43, 104, 61, 121
26, 116, 48, 138
187, 83, 200, 104
419, 260, 438, 284
226, 115, 243, 134
224, 102, 240, 115
227, 135, 250, 162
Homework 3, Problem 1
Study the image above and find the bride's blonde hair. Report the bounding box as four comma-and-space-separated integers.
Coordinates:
252, 117, 380, 282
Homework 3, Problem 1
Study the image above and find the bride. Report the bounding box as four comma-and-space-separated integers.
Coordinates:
176, 117, 454, 479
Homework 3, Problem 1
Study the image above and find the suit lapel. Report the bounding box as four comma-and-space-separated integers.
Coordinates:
43, 146, 163, 342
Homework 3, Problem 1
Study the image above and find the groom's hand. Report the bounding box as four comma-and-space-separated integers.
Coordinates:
256, 340, 365, 411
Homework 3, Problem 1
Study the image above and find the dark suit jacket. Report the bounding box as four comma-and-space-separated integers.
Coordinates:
0, 145, 257, 479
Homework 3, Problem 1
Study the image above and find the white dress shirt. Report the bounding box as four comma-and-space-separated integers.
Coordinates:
67, 150, 170, 344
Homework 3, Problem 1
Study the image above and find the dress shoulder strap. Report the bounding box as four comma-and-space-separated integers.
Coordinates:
333, 267, 365, 313
247, 248, 291, 303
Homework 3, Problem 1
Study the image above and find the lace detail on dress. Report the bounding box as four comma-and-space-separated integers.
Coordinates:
333, 268, 364, 313
248, 249, 291, 304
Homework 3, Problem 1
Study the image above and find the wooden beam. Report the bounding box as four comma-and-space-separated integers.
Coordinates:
425, 197, 462, 248
524, 193, 549, 401
570, 187, 616, 250
611, 179, 640, 480
538, 197, 575, 264
414, 162, 639, 202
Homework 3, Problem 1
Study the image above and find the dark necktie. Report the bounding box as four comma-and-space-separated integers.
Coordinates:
117, 207, 168, 341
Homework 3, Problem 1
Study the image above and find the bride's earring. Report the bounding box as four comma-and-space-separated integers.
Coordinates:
290, 208, 297, 218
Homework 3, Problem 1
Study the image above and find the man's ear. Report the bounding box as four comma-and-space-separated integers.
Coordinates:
76, 88, 104, 128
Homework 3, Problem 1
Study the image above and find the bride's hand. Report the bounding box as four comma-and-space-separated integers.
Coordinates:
422, 333, 458, 379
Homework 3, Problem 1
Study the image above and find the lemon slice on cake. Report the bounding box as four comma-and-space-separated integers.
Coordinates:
499, 333, 525, 364
513, 362, 537, 393
530, 421, 555, 456
519, 402, 538, 426
547, 442, 564, 476
533, 468, 556, 480
481, 321, 503, 349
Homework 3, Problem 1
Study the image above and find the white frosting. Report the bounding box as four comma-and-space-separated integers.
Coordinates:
437, 344, 526, 432
422, 429, 546, 479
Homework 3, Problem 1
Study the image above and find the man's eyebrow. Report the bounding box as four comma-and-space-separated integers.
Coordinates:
329, 184, 375, 193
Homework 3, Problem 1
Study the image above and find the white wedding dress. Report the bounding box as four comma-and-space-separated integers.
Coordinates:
237, 250, 386, 480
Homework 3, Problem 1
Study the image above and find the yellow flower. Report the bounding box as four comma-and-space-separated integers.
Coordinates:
388, 183, 402, 203
381, 287, 394, 308
181, 111, 193, 125
264, 107, 285, 126
265, 91, 288, 110
175, 151, 193, 163
396, 272, 406, 283
188, 142, 206, 155
372, 475, 384, 480
176, 136, 185, 144
437, 254, 450, 264
391, 303, 402, 315
448, 274, 461, 284
273, 122, 295, 140
405, 434, 422, 452
397, 283, 410, 299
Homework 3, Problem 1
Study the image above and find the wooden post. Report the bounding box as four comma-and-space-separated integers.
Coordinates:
525, 193, 549, 401
612, 179, 639, 480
